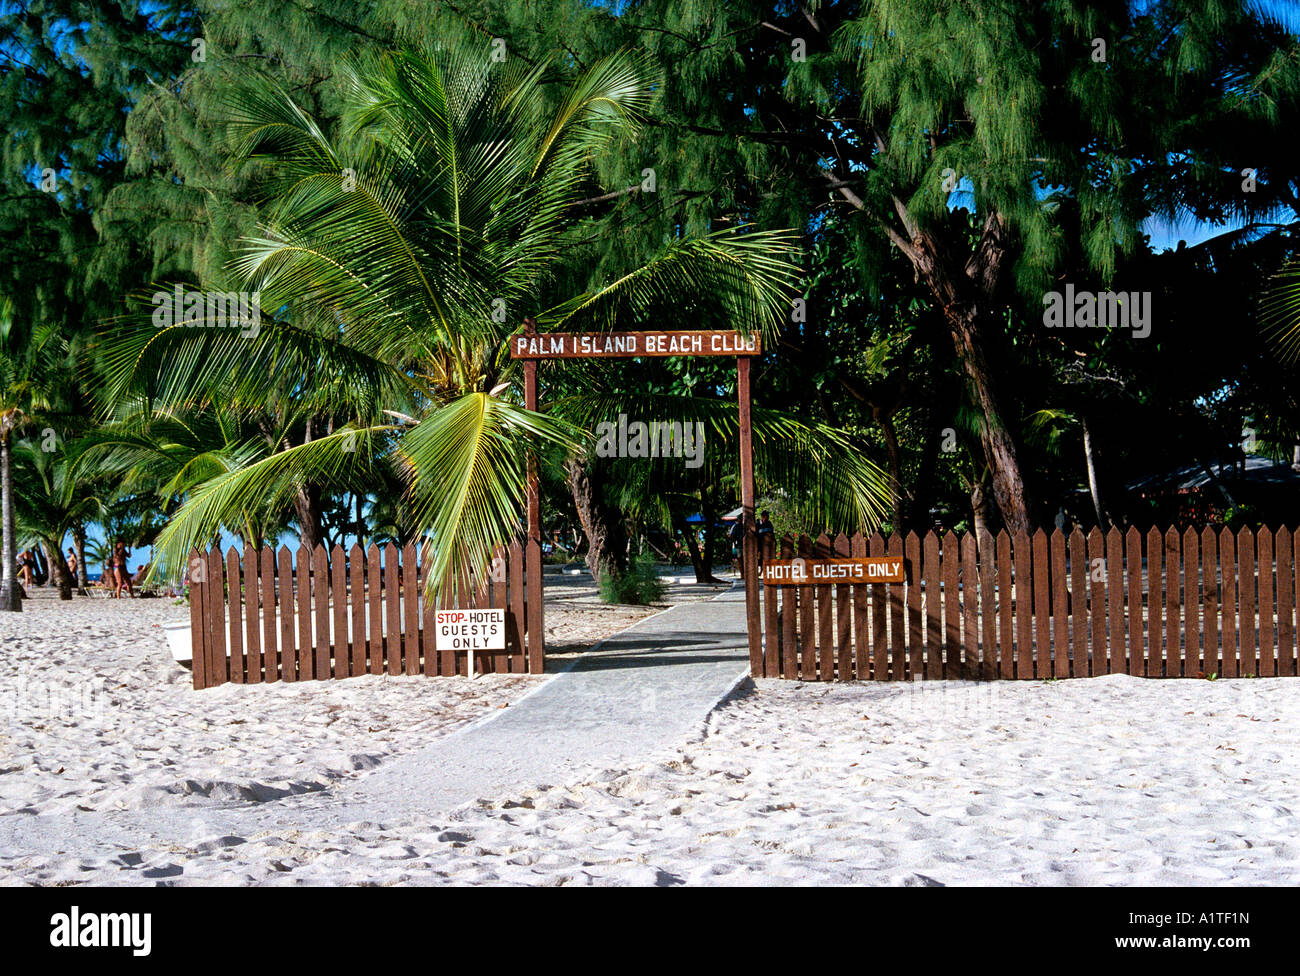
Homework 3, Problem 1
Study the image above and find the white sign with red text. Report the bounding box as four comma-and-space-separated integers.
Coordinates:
436, 608, 505, 677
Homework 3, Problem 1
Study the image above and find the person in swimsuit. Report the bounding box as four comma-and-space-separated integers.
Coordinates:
112, 541, 133, 599
17, 550, 35, 589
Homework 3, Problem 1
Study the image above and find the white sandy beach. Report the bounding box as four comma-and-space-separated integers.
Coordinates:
3, 588, 1299, 885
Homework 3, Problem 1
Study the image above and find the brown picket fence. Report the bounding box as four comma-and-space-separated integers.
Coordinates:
753, 526, 1300, 681
187, 540, 543, 689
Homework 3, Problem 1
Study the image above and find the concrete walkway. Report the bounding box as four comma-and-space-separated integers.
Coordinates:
0, 585, 750, 858
338, 583, 751, 820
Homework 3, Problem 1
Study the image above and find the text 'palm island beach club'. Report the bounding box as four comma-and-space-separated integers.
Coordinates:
510, 330, 761, 359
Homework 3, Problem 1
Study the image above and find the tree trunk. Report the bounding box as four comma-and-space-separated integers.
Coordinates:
874, 406, 905, 531
73, 523, 88, 593
294, 484, 324, 550
1082, 416, 1109, 530
700, 492, 722, 579
292, 417, 325, 550
1197, 457, 1237, 509
0, 431, 20, 611
42, 538, 73, 600
677, 515, 706, 582
971, 476, 992, 551
854, 198, 1032, 535
566, 455, 627, 582
675, 510, 721, 584
945, 303, 1032, 534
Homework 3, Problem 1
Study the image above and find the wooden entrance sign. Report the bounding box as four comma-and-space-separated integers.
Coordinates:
762, 557, 906, 585
511, 330, 760, 359
511, 323, 763, 673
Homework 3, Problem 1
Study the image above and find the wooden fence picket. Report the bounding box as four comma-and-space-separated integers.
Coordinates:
855, 534, 874, 680
1201, 528, 1219, 678
962, 533, 980, 680
1219, 529, 1237, 678
943, 531, 962, 679
277, 547, 294, 682
227, 548, 244, 684
1145, 528, 1163, 678
907, 532, 924, 681
997, 531, 1013, 680
1107, 528, 1124, 676
1239, 528, 1257, 677
1183, 528, 1200, 678
243, 544, 260, 684
1259, 528, 1276, 677
815, 533, 834, 681
979, 531, 998, 680
1032, 530, 1050, 682
260, 547, 277, 682
207, 548, 227, 687
188, 551, 208, 690
1013, 531, 1032, 680
1281, 527, 1297, 677
763, 535, 780, 678
1127, 528, 1143, 677
888, 534, 906, 680
1051, 530, 1069, 679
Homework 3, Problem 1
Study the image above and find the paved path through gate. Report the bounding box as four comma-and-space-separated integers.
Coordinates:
337, 585, 750, 818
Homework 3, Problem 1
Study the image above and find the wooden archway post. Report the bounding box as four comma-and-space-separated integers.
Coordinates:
522, 319, 545, 672
737, 356, 762, 674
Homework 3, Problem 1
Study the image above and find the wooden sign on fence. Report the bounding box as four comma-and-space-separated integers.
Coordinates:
762, 556, 906, 585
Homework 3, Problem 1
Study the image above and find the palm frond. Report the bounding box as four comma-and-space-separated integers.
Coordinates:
401, 393, 578, 598
148, 423, 398, 578
553, 392, 892, 532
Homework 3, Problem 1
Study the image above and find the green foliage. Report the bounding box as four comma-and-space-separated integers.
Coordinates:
1223, 504, 1262, 530
598, 551, 665, 606
100, 39, 802, 592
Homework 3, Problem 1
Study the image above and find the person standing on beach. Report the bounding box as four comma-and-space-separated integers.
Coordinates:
66, 548, 78, 583
756, 510, 775, 564
728, 518, 744, 577
111, 541, 133, 599
17, 550, 34, 589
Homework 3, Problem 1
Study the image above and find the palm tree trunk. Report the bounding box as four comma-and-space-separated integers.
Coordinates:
0, 430, 20, 611
294, 484, 324, 550
42, 538, 73, 600
73, 523, 88, 592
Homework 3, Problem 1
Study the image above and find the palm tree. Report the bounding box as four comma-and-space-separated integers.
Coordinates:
1, 297, 71, 611
70, 401, 298, 551
101, 45, 816, 594
10, 441, 104, 599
